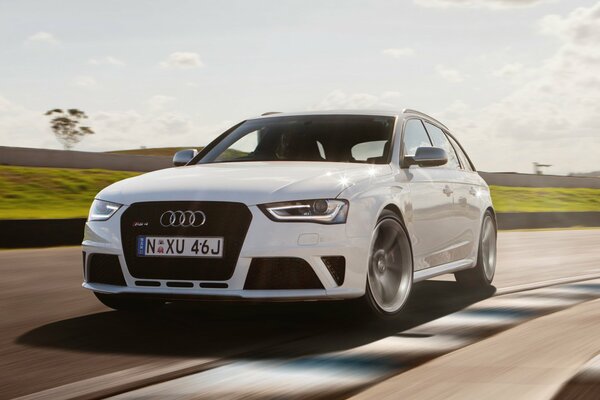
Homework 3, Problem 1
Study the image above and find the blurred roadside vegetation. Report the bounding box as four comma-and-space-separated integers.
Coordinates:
1, 166, 600, 219
489, 185, 600, 213
0, 166, 138, 219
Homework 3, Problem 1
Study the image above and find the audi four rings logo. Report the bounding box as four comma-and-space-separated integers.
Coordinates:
160, 210, 206, 227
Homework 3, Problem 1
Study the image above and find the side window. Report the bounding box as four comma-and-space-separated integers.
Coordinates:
402, 119, 432, 156
447, 134, 474, 171
424, 122, 460, 169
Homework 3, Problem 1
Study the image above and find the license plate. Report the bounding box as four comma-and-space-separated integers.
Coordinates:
136, 236, 224, 258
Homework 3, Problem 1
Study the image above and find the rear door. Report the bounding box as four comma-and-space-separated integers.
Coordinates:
446, 133, 482, 259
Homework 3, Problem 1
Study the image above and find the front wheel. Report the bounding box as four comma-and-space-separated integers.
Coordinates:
455, 211, 497, 288
94, 292, 165, 312
361, 210, 414, 320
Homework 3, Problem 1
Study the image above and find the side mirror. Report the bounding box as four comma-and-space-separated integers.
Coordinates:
404, 147, 447, 168
173, 149, 198, 166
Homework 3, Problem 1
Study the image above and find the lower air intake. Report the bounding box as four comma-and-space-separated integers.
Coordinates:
88, 254, 126, 286
244, 258, 324, 290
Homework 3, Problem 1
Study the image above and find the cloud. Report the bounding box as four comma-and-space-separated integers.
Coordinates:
311, 90, 403, 110
436, 3, 600, 174
145, 95, 176, 111
414, 0, 551, 10
25, 31, 59, 45
89, 56, 125, 66
435, 65, 464, 82
84, 111, 232, 150
491, 62, 524, 77
539, 5, 600, 46
160, 52, 203, 69
382, 48, 415, 58
0, 95, 53, 149
71, 76, 98, 88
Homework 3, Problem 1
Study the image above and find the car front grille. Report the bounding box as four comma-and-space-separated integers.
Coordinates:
121, 201, 252, 281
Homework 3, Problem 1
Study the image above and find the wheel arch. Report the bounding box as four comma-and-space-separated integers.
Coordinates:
484, 206, 497, 228
379, 203, 414, 264
381, 203, 406, 226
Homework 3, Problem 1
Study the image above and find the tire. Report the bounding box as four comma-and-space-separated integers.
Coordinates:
94, 292, 165, 312
360, 210, 414, 320
455, 210, 497, 288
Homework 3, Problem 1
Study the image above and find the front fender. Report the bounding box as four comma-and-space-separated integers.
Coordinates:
339, 175, 411, 239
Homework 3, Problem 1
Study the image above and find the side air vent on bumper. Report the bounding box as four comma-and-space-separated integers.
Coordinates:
88, 254, 126, 286
244, 258, 324, 290
322, 256, 346, 286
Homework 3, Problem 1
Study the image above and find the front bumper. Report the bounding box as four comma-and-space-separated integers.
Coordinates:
82, 204, 369, 301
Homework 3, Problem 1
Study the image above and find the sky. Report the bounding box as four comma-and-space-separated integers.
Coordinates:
0, 0, 599, 174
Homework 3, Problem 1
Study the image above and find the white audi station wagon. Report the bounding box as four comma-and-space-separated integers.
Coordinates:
83, 109, 497, 319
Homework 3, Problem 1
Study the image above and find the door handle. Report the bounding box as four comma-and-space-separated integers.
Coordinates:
469, 187, 477, 196
443, 185, 453, 196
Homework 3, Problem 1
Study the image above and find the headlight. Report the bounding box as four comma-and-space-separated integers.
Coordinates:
88, 199, 122, 221
259, 199, 348, 224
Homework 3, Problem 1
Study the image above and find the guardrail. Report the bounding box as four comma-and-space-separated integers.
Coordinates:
2, 213, 599, 248
0, 146, 171, 172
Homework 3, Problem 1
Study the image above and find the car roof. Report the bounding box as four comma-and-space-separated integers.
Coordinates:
249, 109, 449, 130
249, 109, 401, 119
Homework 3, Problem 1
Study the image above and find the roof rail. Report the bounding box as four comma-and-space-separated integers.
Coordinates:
261, 111, 282, 116
402, 108, 449, 131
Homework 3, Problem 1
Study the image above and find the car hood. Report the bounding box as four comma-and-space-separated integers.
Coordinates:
97, 162, 392, 206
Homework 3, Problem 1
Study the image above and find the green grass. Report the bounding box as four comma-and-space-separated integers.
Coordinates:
0, 166, 139, 219
1, 165, 600, 219
489, 185, 600, 213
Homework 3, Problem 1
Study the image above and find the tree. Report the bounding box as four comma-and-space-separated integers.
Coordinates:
44, 108, 94, 150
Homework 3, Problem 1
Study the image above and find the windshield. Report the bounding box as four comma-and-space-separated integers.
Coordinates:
197, 115, 395, 164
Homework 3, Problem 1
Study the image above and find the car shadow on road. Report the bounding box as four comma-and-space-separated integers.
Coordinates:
18, 280, 495, 359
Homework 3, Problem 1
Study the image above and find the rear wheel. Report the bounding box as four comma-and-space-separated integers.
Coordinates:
455, 211, 497, 288
94, 292, 165, 312
361, 210, 413, 320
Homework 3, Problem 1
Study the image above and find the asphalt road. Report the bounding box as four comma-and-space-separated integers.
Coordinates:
1, 229, 599, 399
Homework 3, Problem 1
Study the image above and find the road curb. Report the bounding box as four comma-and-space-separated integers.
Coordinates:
552, 353, 600, 400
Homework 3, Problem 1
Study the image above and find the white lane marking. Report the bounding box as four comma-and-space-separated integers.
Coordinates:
514, 287, 600, 300
470, 296, 579, 311
495, 274, 600, 295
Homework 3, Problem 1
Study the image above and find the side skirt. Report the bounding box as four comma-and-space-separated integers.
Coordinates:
413, 259, 475, 283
